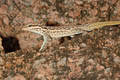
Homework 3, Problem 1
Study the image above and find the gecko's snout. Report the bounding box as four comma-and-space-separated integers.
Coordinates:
22, 27, 27, 30
22, 27, 31, 31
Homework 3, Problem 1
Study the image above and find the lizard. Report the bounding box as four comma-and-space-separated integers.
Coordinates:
22, 21, 120, 51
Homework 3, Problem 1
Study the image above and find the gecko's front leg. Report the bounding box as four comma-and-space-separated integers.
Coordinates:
39, 34, 52, 51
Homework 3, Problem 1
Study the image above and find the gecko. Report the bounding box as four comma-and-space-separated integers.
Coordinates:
22, 21, 120, 51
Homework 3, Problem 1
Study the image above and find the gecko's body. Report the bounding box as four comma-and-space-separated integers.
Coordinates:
22, 21, 120, 51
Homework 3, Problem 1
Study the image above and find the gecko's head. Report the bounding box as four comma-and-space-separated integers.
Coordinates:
22, 25, 42, 32
22, 24, 46, 34
22, 27, 33, 31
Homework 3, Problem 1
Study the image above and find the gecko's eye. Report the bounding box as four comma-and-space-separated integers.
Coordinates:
28, 25, 33, 27
28, 24, 38, 27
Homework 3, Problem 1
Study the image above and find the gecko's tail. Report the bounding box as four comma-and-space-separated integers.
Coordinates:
83, 21, 120, 31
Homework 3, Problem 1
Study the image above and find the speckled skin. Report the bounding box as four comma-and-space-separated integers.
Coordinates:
22, 21, 120, 51
22, 25, 87, 38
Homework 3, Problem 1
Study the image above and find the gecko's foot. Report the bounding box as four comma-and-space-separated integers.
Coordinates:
39, 48, 43, 52
39, 48, 46, 52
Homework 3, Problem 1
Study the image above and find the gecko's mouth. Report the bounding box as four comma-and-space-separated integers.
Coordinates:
22, 27, 29, 31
